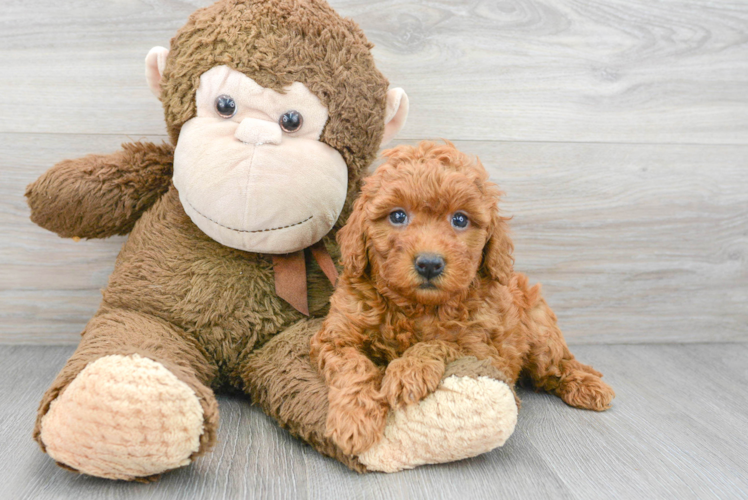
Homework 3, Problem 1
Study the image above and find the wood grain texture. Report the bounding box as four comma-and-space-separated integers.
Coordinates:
1, 133, 155, 343
4, 134, 746, 344
1, 0, 747, 143
3, 1, 746, 497
2, 344, 746, 499
1, 0, 747, 344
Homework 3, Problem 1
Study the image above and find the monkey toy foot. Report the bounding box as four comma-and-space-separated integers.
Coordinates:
39, 354, 206, 480
358, 358, 518, 472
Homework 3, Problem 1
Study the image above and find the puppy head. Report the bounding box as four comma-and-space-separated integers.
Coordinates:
338, 140, 514, 305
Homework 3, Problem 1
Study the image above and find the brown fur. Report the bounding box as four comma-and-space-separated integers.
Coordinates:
26, 0, 393, 477
25, 142, 174, 239
311, 141, 615, 456
161, 0, 389, 227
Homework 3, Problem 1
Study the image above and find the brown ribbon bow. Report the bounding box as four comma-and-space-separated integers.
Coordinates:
271, 241, 339, 316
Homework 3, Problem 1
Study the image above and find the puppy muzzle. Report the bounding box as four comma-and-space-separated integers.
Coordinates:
414, 253, 445, 281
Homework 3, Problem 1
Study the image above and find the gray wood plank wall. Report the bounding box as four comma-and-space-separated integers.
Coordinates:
1, 0, 747, 344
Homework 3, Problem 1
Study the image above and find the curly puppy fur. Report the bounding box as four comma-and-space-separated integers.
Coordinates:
310, 141, 615, 456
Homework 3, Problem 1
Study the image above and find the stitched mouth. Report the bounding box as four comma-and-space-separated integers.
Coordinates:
187, 201, 313, 234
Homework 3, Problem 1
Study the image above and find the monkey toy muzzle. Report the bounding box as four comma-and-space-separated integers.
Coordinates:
173, 65, 349, 254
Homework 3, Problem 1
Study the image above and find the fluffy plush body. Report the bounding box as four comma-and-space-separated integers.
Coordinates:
26, 0, 521, 480
311, 141, 615, 456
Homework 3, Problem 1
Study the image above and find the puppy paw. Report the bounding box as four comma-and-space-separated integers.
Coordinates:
326, 394, 388, 456
380, 357, 445, 408
559, 373, 615, 411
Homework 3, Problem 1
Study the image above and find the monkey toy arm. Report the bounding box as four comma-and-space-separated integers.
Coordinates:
25, 141, 174, 239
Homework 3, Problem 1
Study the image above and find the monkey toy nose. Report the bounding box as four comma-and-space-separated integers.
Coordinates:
235, 117, 282, 146
414, 253, 445, 280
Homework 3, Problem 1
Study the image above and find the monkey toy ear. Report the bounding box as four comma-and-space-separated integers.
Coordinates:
145, 46, 170, 99
380, 88, 409, 147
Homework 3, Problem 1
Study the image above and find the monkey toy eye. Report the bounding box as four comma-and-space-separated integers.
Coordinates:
451, 212, 469, 229
215, 95, 237, 118
279, 110, 303, 133
389, 209, 408, 226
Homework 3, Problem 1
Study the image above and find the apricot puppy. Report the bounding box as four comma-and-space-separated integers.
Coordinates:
311, 141, 615, 456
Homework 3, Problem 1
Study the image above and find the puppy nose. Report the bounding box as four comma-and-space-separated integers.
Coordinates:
414, 253, 445, 280
235, 117, 282, 146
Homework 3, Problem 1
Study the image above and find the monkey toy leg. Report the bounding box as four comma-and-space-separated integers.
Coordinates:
239, 320, 519, 473
34, 308, 219, 481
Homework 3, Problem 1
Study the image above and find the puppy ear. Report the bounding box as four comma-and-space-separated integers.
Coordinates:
337, 195, 369, 277
480, 211, 514, 285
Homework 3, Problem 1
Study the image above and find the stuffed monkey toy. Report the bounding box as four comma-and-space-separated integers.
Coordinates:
26, 0, 518, 480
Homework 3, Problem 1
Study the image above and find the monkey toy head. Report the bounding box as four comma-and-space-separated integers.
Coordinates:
144, 0, 408, 254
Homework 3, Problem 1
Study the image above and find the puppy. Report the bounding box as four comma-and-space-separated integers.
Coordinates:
310, 140, 615, 456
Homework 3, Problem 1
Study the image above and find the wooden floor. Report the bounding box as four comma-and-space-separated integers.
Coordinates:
1, 1, 747, 498
3, 343, 747, 500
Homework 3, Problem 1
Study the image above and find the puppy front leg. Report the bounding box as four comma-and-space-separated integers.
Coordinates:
311, 336, 388, 455
523, 297, 615, 411
380, 340, 462, 408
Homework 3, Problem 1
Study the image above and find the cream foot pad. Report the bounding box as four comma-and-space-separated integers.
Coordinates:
358, 376, 518, 472
40, 354, 205, 480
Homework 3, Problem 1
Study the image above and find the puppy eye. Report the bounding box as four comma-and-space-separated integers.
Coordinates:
451, 212, 469, 229
389, 209, 408, 226
215, 95, 237, 118
279, 110, 303, 132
